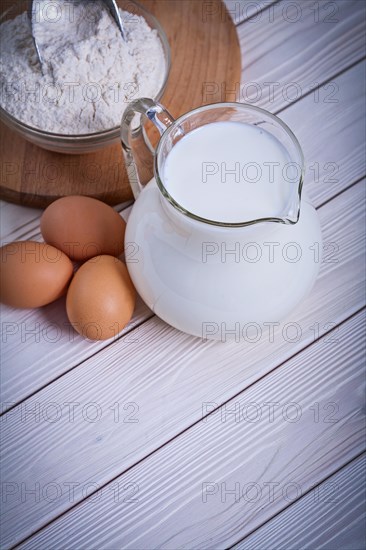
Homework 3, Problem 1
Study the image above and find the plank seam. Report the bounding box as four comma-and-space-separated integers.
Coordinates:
10, 306, 365, 550
316, 177, 365, 210
0, 312, 155, 418
275, 57, 366, 116
228, 450, 366, 549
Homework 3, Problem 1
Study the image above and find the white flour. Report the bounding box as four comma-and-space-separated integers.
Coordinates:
0, 0, 166, 134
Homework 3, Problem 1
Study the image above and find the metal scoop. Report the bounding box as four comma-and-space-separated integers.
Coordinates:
28, 0, 126, 73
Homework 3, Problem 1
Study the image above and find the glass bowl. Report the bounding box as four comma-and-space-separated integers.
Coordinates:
0, 0, 171, 154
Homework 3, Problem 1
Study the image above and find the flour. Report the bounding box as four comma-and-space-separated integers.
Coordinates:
0, 0, 166, 134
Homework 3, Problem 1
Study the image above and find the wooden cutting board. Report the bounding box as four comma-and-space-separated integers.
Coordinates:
0, 0, 241, 208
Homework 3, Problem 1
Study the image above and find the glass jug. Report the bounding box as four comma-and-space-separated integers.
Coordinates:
121, 99, 322, 340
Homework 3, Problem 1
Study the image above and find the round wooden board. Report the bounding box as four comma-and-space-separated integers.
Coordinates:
0, 0, 241, 208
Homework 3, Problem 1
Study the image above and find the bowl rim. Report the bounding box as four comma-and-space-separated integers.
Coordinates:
0, 0, 171, 141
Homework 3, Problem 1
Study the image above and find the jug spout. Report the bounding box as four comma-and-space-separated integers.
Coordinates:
224, 125, 306, 227
277, 172, 304, 225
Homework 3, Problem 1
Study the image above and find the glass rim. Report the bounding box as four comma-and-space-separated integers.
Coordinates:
154, 102, 305, 228
0, 0, 171, 141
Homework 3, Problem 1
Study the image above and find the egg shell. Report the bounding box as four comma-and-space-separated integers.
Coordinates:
0, 241, 74, 308
40, 195, 126, 262
66, 255, 136, 341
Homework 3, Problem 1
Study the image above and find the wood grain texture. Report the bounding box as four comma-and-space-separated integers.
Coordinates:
219, 0, 366, 113
1, 181, 365, 548
0, 0, 241, 208
281, 61, 366, 206
234, 454, 366, 550
0, 201, 42, 241
1, 62, 364, 410
18, 310, 366, 550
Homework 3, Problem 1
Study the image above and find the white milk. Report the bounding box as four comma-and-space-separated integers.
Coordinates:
163, 121, 296, 223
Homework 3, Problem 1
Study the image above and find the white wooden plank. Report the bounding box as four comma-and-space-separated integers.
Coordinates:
231, 0, 366, 112
18, 310, 366, 550
280, 62, 366, 206
234, 454, 366, 550
0, 294, 153, 406
224, 0, 277, 24
1, 64, 364, 409
0, 201, 42, 243
1, 181, 365, 548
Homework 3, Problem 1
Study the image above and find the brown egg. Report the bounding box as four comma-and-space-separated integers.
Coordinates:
66, 255, 136, 340
0, 241, 73, 308
40, 195, 126, 262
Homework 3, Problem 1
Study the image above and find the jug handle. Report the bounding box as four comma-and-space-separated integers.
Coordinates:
121, 98, 175, 199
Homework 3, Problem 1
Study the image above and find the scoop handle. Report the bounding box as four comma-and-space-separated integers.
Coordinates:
27, 0, 44, 73
103, 0, 126, 41
121, 98, 175, 199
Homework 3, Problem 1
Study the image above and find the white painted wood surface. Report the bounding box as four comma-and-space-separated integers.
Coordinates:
234, 454, 366, 550
236, 0, 366, 112
18, 311, 366, 549
1, 0, 365, 548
